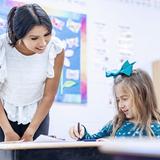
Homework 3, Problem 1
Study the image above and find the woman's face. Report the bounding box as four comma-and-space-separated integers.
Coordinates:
115, 83, 135, 120
22, 25, 51, 54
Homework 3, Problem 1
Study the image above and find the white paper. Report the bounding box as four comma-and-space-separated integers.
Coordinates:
34, 135, 66, 142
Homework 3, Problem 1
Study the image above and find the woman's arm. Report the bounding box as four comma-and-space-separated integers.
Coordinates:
21, 49, 64, 141
0, 100, 20, 141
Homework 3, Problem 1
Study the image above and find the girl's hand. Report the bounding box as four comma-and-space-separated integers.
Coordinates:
69, 123, 85, 140
5, 130, 20, 141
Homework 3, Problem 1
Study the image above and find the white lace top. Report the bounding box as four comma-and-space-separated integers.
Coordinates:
0, 34, 63, 124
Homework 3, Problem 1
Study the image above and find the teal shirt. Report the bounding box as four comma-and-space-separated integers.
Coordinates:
81, 120, 160, 140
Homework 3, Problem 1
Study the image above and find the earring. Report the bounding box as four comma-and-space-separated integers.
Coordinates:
18, 39, 22, 45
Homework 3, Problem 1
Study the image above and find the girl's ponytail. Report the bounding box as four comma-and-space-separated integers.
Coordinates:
7, 6, 17, 46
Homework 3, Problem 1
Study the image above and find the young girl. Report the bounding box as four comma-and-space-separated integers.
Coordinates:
0, 4, 64, 141
69, 61, 160, 140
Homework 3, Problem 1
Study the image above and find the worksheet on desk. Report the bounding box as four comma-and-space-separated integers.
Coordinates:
34, 134, 72, 142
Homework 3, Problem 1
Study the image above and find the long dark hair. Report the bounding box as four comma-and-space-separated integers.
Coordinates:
7, 3, 52, 46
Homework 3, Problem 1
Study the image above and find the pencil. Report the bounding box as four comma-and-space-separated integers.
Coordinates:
77, 122, 80, 135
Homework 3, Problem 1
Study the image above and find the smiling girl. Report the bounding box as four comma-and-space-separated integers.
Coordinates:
69, 61, 160, 140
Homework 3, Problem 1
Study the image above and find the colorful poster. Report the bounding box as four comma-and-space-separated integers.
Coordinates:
49, 10, 87, 104
0, 0, 87, 104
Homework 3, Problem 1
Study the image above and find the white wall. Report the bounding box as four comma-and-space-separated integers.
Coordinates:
13, 0, 160, 139
49, 0, 160, 139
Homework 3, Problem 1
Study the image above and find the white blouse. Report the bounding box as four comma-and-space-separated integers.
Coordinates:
0, 34, 63, 124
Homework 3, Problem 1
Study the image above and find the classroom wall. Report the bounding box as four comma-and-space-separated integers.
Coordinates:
49, 0, 160, 139
2, 0, 160, 139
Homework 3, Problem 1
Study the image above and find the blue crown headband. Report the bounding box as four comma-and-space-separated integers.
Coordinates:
105, 60, 136, 78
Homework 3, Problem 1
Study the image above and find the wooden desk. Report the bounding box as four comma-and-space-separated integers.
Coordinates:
99, 138, 160, 160
0, 141, 110, 160
3, 138, 160, 160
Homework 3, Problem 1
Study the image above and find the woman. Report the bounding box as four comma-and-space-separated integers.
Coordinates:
0, 3, 64, 141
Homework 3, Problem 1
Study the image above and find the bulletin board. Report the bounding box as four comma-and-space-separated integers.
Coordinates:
49, 10, 87, 104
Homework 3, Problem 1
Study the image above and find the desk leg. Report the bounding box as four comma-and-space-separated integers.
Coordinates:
13, 150, 18, 160
0, 150, 13, 160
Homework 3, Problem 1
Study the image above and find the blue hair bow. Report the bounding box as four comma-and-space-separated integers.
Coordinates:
105, 60, 136, 78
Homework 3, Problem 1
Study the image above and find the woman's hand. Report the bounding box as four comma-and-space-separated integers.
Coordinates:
20, 127, 35, 141
69, 123, 85, 140
5, 130, 20, 141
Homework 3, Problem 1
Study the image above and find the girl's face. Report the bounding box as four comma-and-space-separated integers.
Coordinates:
21, 25, 51, 54
115, 83, 135, 120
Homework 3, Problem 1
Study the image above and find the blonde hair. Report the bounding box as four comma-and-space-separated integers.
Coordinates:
111, 69, 160, 137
